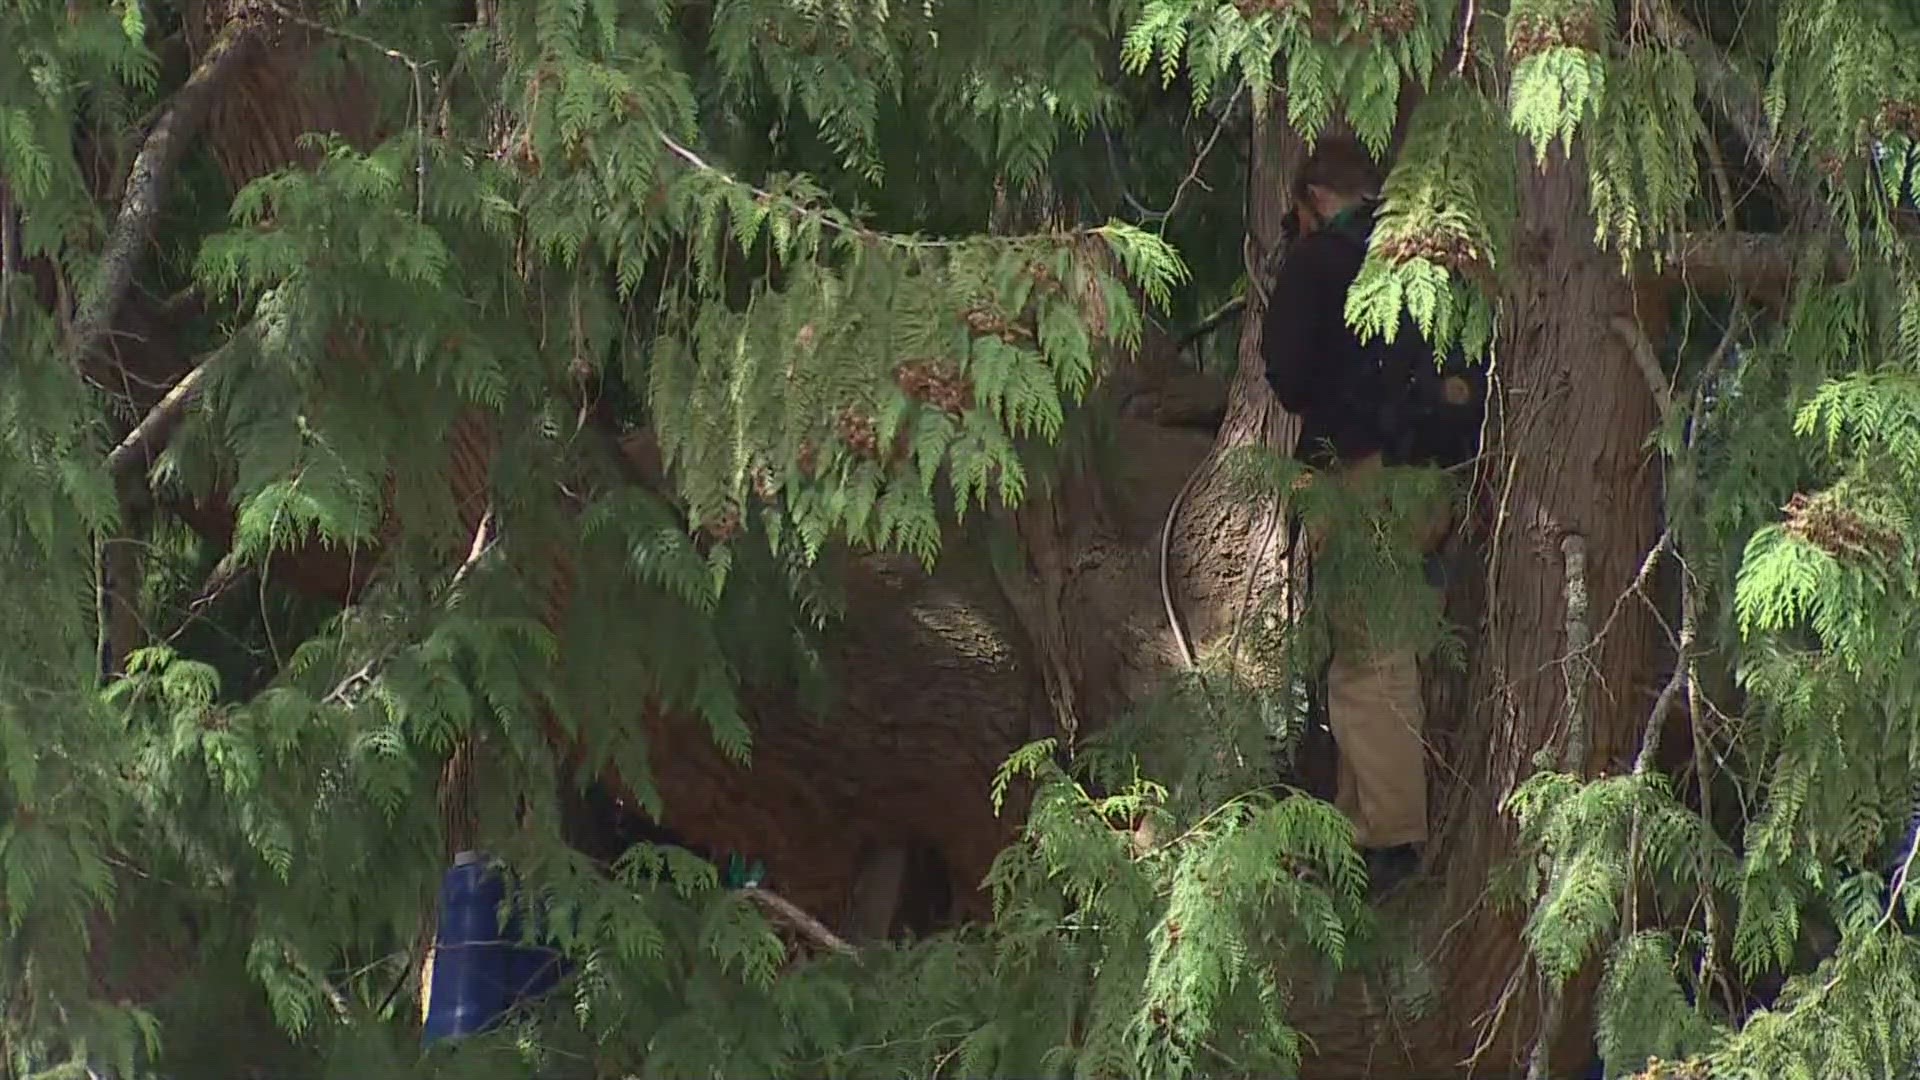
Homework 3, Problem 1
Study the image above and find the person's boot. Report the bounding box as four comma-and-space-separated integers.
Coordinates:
1362, 843, 1422, 899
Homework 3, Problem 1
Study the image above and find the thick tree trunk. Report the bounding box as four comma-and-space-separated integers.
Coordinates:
1420, 147, 1665, 1074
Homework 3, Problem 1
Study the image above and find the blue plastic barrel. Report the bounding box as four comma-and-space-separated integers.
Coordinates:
422, 851, 563, 1043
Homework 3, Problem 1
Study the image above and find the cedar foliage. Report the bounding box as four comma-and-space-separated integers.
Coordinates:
3, 0, 1920, 1078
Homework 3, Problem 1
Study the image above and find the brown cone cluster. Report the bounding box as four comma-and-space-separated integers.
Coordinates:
962, 304, 1031, 345
1507, 8, 1604, 61
894, 358, 973, 417
1227, 0, 1416, 38
701, 505, 743, 541
837, 406, 881, 458
1230, 0, 1338, 36
1363, 0, 1419, 36
1627, 1058, 1711, 1080
1376, 225, 1492, 285
1874, 99, 1920, 141
1782, 491, 1903, 560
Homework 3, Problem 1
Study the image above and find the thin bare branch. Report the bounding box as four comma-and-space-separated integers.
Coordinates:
320, 508, 497, 708
446, 507, 497, 595
1175, 294, 1246, 350
1634, 577, 1695, 778
1525, 534, 1594, 1080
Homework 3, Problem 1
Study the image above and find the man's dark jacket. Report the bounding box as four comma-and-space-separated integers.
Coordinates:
1262, 204, 1480, 470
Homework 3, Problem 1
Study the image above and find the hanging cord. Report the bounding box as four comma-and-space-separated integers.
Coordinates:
1159, 464, 1206, 669
1159, 458, 1304, 671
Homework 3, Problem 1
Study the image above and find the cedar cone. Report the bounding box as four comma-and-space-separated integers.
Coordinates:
962, 306, 1005, 336
962, 305, 1033, 344
1874, 100, 1920, 140
1781, 491, 1902, 560
1232, 0, 1337, 38
836, 406, 880, 458
1628, 1058, 1712, 1080
1232, 0, 1290, 17
750, 464, 779, 501
1507, 8, 1604, 60
1377, 227, 1486, 273
701, 506, 743, 542
894, 358, 974, 417
1362, 0, 1419, 36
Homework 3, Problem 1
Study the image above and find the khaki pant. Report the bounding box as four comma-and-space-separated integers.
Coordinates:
1306, 453, 1448, 850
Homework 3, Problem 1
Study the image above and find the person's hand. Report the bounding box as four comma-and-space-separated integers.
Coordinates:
1441, 375, 1473, 406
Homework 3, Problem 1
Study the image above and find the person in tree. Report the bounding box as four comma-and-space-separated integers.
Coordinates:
1262, 137, 1481, 897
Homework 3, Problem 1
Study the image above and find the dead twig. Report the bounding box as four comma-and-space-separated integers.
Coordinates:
1557, 534, 1594, 775
1452, 0, 1478, 77
1613, 316, 1673, 419
320, 508, 497, 708
1158, 84, 1247, 230
1646, 0, 1831, 232
446, 507, 496, 595
1175, 293, 1247, 351
742, 885, 857, 956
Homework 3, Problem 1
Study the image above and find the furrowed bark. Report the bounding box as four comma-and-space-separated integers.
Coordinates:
1445, 142, 1665, 1073
1163, 103, 1304, 651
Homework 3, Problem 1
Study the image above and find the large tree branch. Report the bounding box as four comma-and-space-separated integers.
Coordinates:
69, 17, 264, 367
1662, 231, 1822, 295
1661, 230, 1892, 297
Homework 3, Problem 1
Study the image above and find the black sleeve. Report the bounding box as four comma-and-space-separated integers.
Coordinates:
1261, 235, 1345, 416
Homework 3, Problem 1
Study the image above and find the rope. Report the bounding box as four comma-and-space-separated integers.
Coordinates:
1159, 460, 1208, 670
